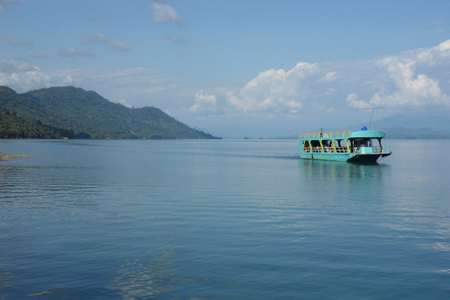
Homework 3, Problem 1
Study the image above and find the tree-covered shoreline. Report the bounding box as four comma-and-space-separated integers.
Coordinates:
0, 86, 220, 140
0, 107, 73, 139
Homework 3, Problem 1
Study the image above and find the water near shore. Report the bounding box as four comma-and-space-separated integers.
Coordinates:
1, 139, 449, 299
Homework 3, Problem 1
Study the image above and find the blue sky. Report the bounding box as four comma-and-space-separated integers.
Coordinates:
1, 0, 450, 137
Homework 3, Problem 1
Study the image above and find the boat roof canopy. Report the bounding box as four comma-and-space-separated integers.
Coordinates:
350, 130, 385, 138
299, 130, 385, 140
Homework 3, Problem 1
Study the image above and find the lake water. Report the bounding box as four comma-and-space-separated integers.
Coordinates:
1, 139, 449, 300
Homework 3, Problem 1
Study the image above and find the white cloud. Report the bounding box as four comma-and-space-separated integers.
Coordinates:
346, 93, 372, 109
322, 71, 337, 82
29, 51, 48, 58
224, 39, 450, 116
5, 36, 33, 47
0, 60, 52, 90
150, 0, 185, 24
189, 90, 217, 114
56, 47, 96, 58
322, 88, 335, 96
226, 62, 316, 113
369, 59, 445, 107
365, 40, 450, 108
80, 33, 131, 51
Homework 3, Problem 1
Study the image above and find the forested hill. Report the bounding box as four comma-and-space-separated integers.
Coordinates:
0, 107, 73, 139
0, 86, 220, 139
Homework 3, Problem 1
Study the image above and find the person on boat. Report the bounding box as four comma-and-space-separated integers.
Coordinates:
320, 128, 323, 137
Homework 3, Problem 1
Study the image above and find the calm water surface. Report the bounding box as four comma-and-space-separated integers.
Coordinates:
0, 139, 449, 299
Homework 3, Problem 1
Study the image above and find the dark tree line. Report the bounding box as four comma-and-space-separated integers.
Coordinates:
0, 107, 72, 139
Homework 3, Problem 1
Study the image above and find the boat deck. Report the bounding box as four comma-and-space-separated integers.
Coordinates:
299, 130, 352, 139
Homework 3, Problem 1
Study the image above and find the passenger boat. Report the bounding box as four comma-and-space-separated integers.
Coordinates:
299, 127, 392, 163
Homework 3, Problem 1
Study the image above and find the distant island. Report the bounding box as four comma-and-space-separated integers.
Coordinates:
0, 86, 220, 139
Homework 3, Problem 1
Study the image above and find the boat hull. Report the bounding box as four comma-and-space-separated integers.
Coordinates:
299, 152, 390, 163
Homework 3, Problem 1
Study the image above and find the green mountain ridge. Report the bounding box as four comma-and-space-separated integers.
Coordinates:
0, 86, 220, 139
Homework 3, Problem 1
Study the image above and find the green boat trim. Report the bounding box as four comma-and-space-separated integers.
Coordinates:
299, 129, 392, 163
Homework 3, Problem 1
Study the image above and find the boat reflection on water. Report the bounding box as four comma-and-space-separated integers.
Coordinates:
299, 159, 392, 203
300, 158, 391, 178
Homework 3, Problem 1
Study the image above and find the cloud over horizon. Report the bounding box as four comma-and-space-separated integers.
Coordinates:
1, 39, 450, 127
0, 60, 178, 109
219, 39, 450, 117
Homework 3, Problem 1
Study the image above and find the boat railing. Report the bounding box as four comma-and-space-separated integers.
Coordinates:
303, 146, 392, 154
372, 146, 392, 153
303, 146, 349, 153
334, 147, 349, 153
299, 130, 352, 139
382, 146, 392, 153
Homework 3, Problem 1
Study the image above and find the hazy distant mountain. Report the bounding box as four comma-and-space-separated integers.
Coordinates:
382, 126, 450, 139
349, 114, 450, 139
0, 86, 220, 139
352, 114, 450, 131
278, 114, 450, 139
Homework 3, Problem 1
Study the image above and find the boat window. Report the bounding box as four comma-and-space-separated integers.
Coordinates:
310, 140, 320, 147
334, 139, 347, 152
308, 140, 322, 152
354, 138, 371, 147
